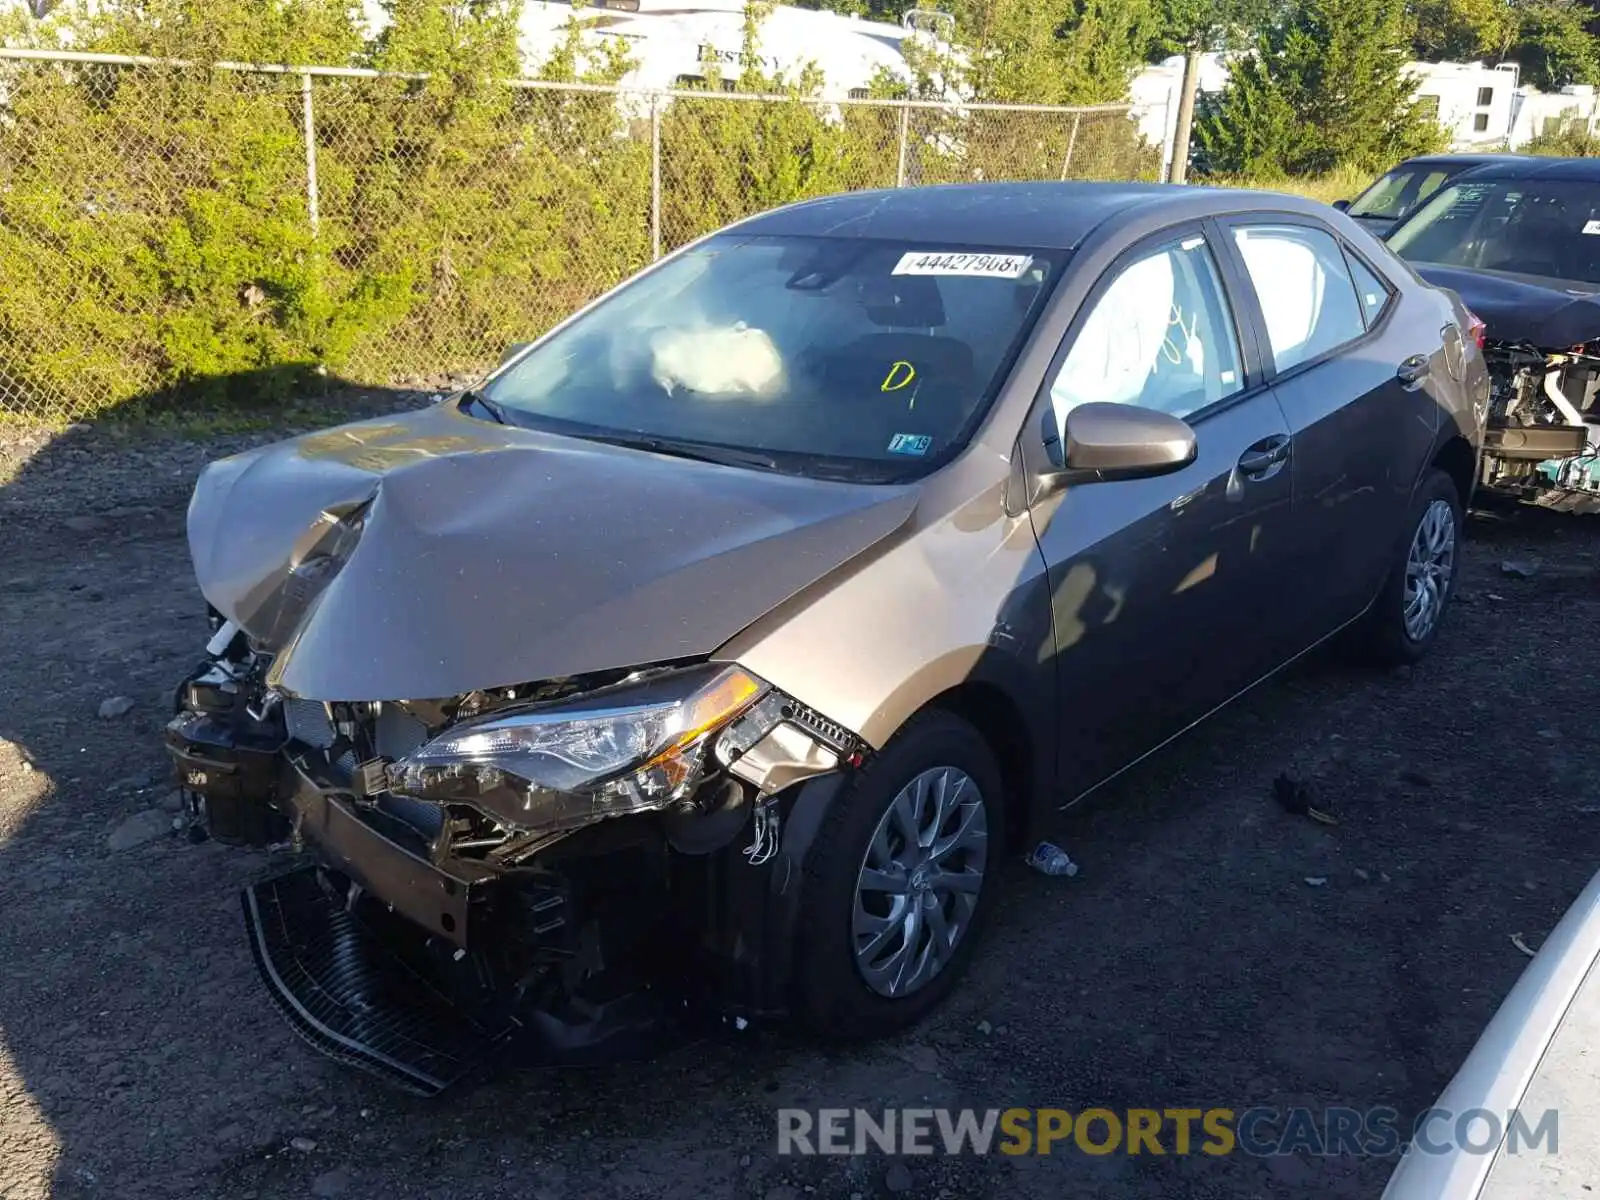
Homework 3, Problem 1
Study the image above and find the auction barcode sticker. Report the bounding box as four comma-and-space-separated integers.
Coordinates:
892, 251, 1033, 278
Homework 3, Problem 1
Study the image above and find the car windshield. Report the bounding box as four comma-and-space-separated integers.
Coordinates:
1387, 177, 1600, 286
480, 233, 1062, 481
1347, 164, 1455, 221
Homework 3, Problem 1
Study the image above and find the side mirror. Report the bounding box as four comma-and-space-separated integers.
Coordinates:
1053, 402, 1197, 480
1331, 198, 1351, 213
499, 341, 531, 367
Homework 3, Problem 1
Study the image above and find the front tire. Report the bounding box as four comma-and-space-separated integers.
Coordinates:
795, 710, 1004, 1040
1355, 467, 1463, 666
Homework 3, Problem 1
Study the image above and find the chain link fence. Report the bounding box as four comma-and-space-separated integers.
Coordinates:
0, 49, 1168, 422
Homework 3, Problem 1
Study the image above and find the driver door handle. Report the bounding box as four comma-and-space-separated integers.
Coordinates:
1397, 355, 1430, 387
1238, 435, 1290, 476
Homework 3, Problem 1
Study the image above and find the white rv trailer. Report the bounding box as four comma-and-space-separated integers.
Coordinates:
1127, 49, 1600, 158
7, 0, 948, 101
355, 0, 949, 102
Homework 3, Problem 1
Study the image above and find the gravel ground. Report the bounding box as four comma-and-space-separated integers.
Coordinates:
2, 408, 1598, 1200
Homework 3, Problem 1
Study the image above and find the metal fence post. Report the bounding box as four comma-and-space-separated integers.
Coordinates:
301, 72, 320, 236
895, 105, 909, 187
1059, 113, 1081, 181
650, 92, 662, 260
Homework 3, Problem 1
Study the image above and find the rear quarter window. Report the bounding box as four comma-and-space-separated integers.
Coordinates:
1343, 251, 1394, 328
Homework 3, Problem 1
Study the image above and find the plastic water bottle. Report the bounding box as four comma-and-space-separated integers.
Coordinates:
1026, 841, 1078, 877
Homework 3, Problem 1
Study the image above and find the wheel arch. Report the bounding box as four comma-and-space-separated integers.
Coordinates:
923, 677, 1049, 851
1430, 433, 1477, 509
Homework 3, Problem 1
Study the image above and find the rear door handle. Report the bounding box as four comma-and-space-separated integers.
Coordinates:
1238, 435, 1290, 476
1397, 355, 1430, 387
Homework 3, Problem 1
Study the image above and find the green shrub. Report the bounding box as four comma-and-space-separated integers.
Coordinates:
0, 0, 1161, 421
1524, 115, 1600, 157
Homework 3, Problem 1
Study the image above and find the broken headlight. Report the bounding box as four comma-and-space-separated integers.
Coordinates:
388, 665, 769, 835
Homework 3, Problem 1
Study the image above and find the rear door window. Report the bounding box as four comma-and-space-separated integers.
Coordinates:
1230, 224, 1367, 373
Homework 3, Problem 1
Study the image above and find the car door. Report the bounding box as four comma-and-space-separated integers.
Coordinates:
1017, 223, 1298, 798
1215, 217, 1442, 650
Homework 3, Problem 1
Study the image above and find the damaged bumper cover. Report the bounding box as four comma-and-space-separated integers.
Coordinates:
1419, 265, 1600, 511
1478, 341, 1600, 511
164, 631, 863, 1092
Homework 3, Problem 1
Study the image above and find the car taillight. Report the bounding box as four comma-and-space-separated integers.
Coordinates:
1464, 309, 1486, 349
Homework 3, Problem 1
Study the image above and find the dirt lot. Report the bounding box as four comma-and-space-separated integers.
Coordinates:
2, 410, 1598, 1200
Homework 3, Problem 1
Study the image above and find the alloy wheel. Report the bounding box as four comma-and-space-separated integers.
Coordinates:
852, 766, 989, 999
1403, 497, 1457, 642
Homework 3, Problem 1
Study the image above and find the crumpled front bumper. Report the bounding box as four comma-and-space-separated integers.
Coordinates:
277, 756, 495, 948
239, 760, 687, 1094
164, 655, 853, 1093
243, 865, 521, 1095
243, 862, 676, 1095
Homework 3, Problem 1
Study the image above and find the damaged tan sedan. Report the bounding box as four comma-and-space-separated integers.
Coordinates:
166, 181, 1486, 1092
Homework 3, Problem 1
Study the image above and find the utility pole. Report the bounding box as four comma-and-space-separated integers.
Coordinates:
1169, 44, 1203, 185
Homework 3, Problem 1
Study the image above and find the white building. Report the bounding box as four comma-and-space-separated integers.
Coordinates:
357, 0, 943, 102
1408, 60, 1600, 147
1130, 50, 1600, 161
5, 1, 946, 102
1404, 60, 1523, 146
1509, 83, 1600, 145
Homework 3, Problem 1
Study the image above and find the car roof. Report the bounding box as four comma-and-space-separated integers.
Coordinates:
1443, 155, 1600, 182
1393, 152, 1533, 169
728, 181, 1330, 251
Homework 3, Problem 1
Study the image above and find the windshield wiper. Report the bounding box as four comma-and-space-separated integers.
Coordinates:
584, 433, 781, 472
460, 388, 508, 425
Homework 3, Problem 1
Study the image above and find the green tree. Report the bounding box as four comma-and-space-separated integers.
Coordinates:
10, 0, 366, 62
1410, 0, 1598, 92
936, 0, 1157, 104
1508, 0, 1599, 89
0, 0, 659, 415
1194, 0, 1447, 177
1411, 0, 1515, 60
659, 2, 906, 245
793, 0, 919, 20
1154, 0, 1282, 182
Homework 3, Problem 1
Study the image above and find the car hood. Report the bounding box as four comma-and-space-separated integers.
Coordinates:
188, 402, 919, 701
1414, 264, 1600, 348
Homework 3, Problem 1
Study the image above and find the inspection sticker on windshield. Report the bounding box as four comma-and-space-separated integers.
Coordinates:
892, 251, 1033, 278
887, 433, 932, 456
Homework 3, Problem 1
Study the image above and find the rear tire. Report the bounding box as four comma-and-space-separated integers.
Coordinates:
1353, 467, 1462, 666
794, 710, 1004, 1041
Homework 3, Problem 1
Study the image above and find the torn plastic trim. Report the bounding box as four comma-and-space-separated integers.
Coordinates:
721, 715, 842, 795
